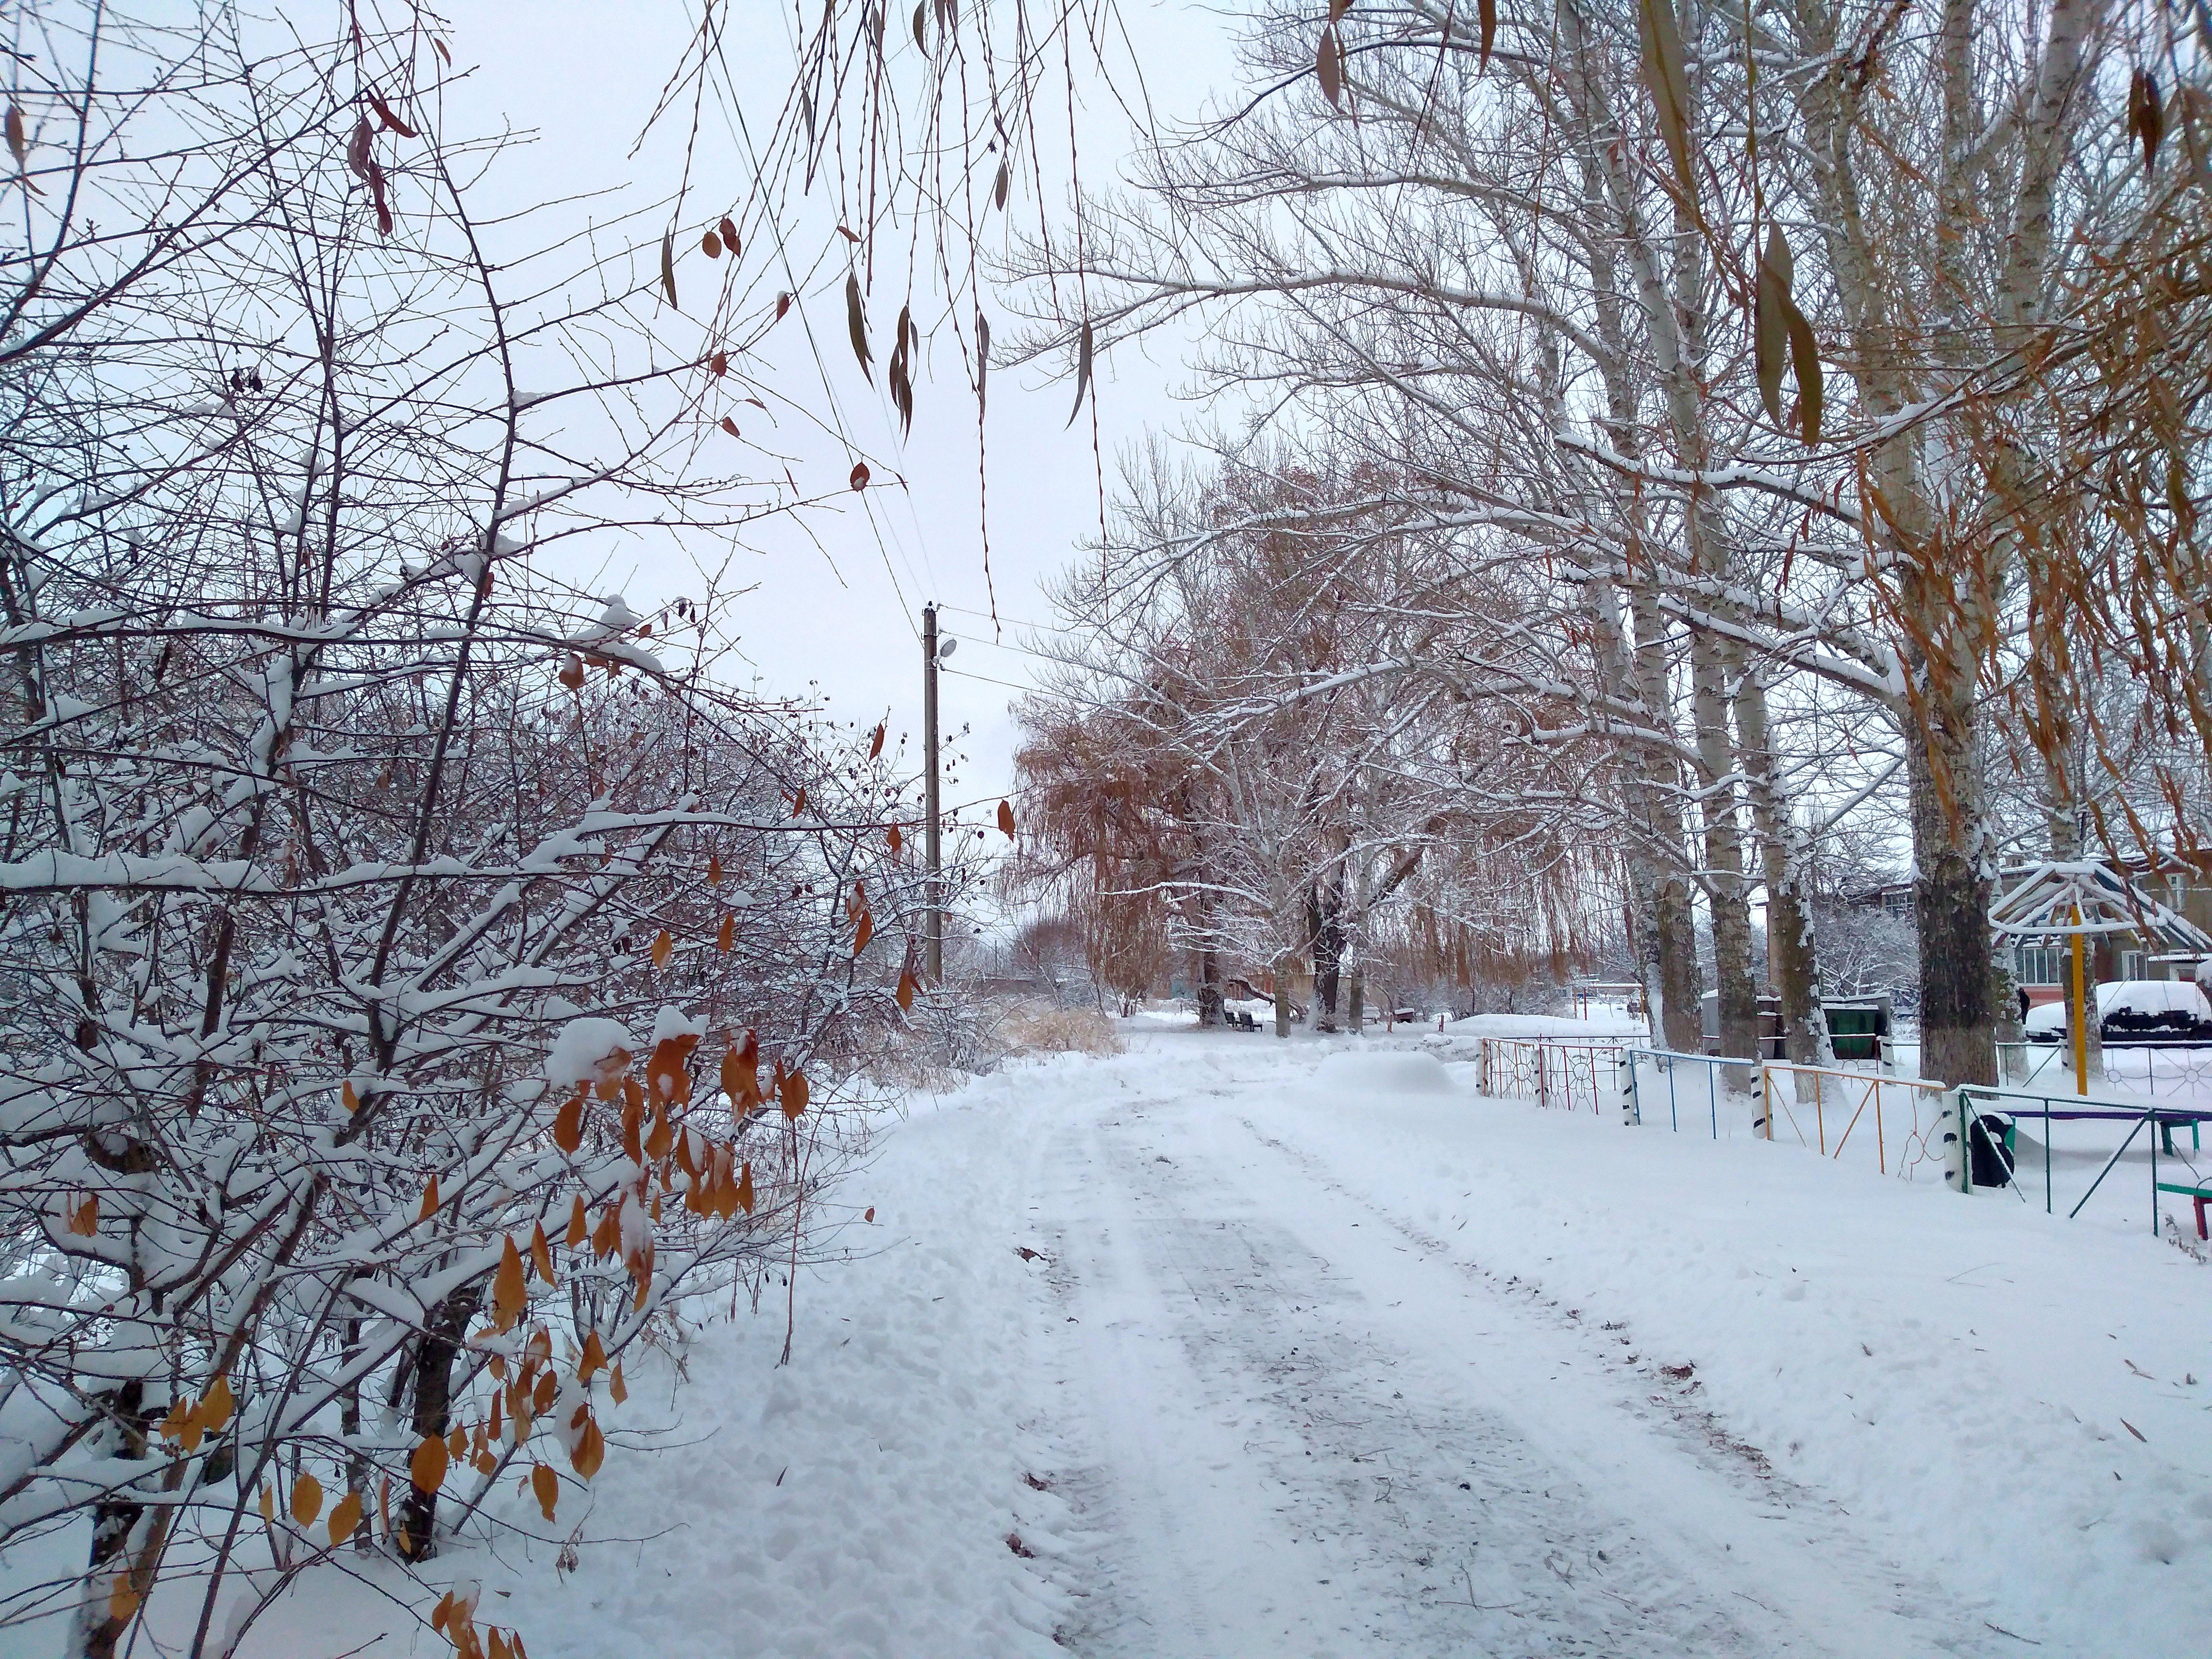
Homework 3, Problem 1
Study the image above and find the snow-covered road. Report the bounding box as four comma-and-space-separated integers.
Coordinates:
190, 1024, 2208, 1659
1013, 1062, 1997, 1659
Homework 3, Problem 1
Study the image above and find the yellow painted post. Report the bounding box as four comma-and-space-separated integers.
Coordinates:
2071, 905, 2089, 1097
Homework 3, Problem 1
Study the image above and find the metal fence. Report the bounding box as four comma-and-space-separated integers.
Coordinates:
1998, 1039, 2212, 1100
1758, 1060, 1953, 1180
1619, 1050, 1952, 1184
1957, 1085, 2212, 1235
1468, 1037, 2212, 1236
1472, 1037, 1633, 1116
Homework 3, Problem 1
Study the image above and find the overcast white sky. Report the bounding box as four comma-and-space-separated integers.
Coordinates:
446, 1, 1243, 834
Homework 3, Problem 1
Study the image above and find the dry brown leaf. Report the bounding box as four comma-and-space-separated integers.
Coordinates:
660, 231, 677, 307
552, 1094, 584, 1155
1317, 24, 1344, 110
368, 93, 417, 137
1639, 0, 1698, 212
410, 1434, 449, 1495
1784, 302, 1823, 445
532, 1461, 560, 1520
1754, 223, 1793, 429
650, 929, 674, 968
2130, 69, 2165, 171
492, 1235, 527, 1330
572, 1413, 607, 1478
328, 1487, 363, 1547
291, 1472, 324, 1526
1066, 320, 1094, 429
200, 1374, 234, 1432
998, 798, 1017, 839
845, 272, 872, 381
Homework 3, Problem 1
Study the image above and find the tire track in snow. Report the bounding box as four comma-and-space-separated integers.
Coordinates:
1014, 1080, 1999, 1658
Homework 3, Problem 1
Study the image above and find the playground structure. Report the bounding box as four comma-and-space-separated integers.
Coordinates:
1990, 860, 2212, 1095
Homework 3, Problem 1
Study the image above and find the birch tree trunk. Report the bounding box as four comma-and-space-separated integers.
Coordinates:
1736, 669, 1835, 1082
1560, 5, 1705, 1055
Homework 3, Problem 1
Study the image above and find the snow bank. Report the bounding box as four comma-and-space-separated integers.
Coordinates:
199, 1070, 1071, 1659
1442, 1011, 1646, 1038
1311, 1049, 1457, 1096
1243, 1043, 2212, 1652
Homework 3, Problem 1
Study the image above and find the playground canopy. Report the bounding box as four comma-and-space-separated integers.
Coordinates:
1989, 859, 2212, 954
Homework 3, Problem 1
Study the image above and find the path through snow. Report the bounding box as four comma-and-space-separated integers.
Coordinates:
1012, 1060, 1998, 1658
157, 1025, 2207, 1659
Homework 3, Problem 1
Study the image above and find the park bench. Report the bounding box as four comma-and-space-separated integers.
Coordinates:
2156, 1179, 2212, 1239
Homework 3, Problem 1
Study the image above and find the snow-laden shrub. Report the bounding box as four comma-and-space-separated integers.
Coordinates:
0, 12, 954, 1656
1002, 1003, 1126, 1057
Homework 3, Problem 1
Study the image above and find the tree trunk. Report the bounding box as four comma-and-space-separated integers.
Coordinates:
1736, 671, 1834, 1088
341, 1311, 373, 1552
1306, 882, 1343, 1033
1909, 701, 1997, 1087
1273, 973, 1292, 1038
1195, 944, 1222, 1027
72, 1381, 153, 1659
1347, 963, 1364, 1033
1692, 636, 1761, 1088
395, 1284, 481, 1563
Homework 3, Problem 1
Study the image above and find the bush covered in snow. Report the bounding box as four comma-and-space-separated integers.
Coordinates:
0, 13, 961, 1655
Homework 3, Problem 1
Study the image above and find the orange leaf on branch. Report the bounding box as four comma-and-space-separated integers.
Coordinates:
411, 1434, 449, 1495
491, 1235, 527, 1331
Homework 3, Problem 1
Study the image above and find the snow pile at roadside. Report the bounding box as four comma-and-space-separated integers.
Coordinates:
1245, 1043, 2212, 1653
1312, 1049, 1454, 1095
1439, 1011, 1646, 1038
210, 1078, 1068, 1659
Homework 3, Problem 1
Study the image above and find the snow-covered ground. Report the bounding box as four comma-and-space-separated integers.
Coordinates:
49, 1024, 2211, 1657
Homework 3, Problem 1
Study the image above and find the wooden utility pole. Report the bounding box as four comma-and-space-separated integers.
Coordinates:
923, 604, 943, 983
